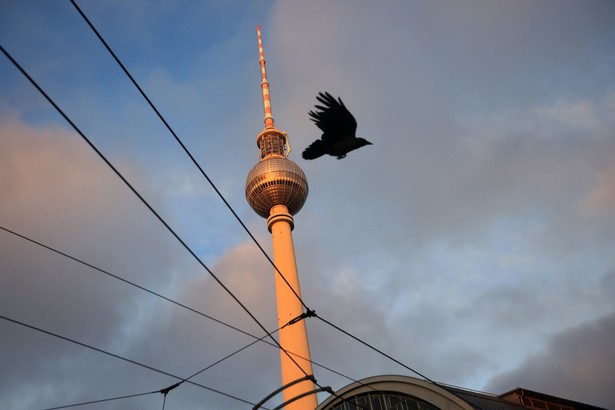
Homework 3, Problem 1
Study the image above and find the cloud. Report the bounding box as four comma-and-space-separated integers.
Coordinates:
269, 5, 615, 387
0, 112, 199, 409
2, 1, 615, 409
485, 311, 615, 409
253, 2, 615, 404
582, 165, 615, 218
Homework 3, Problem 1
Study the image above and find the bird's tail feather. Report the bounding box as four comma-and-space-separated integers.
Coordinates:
302, 140, 326, 160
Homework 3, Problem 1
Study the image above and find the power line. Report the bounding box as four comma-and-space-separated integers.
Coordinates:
0, 227, 378, 410
66, 4, 377, 403
0, 226, 444, 409
0, 42, 313, 386
0, 313, 261, 408
0, 56, 425, 408
0, 224, 280, 404
0, 225, 257, 341
0, 225, 380, 393
0, 231, 371, 410
314, 314, 468, 405
68, 0, 311, 313
316, 315, 436, 383
43, 390, 158, 410
2, 12, 457, 408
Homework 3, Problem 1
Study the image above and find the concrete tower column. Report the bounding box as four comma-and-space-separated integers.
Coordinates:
268, 205, 317, 410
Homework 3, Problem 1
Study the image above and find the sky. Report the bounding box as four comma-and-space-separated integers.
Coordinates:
1, 1, 614, 409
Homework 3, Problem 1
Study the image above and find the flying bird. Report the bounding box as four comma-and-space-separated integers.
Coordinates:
302, 92, 372, 160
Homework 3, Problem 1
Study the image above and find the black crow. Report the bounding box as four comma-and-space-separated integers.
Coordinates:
302, 92, 372, 160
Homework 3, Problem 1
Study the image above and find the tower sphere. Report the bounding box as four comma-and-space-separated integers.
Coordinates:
245, 156, 308, 218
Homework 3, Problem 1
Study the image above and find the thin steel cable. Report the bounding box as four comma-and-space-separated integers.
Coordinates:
150, 318, 286, 394
0, 225, 369, 391
43, 390, 158, 410
2, 17, 452, 408
0, 314, 260, 407
69, 0, 310, 312
0, 225, 258, 341
315, 314, 468, 405
316, 315, 437, 383
0, 228, 432, 410
0, 225, 360, 407
0, 42, 313, 385
183, 329, 271, 383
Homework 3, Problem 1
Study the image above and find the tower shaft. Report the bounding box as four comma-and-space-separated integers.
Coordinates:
268, 205, 318, 410
246, 26, 316, 410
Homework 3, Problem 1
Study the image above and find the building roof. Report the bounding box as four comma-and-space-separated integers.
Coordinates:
317, 375, 606, 410
497, 387, 607, 410
444, 386, 526, 410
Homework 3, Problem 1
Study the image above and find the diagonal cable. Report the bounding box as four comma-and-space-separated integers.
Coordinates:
315, 314, 470, 405
1, 12, 464, 410
69, 0, 310, 313
0, 225, 372, 390
0, 225, 256, 341
316, 314, 437, 383
0, 42, 314, 387
0, 226, 433, 409
43, 390, 158, 410
0, 313, 260, 407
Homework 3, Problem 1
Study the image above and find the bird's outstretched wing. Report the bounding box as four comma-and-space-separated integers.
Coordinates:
308, 91, 357, 143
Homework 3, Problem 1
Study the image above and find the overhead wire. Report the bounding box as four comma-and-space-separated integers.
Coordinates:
314, 314, 469, 405
0, 225, 257, 341
0, 297, 361, 410
315, 315, 437, 384
70, 0, 330, 397
68, 0, 311, 314
0, 313, 261, 408
0, 38, 429, 410
0, 41, 315, 390
62, 6, 407, 409
0, 228, 277, 407
2, 5, 466, 407
43, 390, 159, 410
0, 225, 381, 391
1, 224, 377, 408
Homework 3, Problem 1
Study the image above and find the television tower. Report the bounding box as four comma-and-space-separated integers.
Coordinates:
245, 26, 318, 410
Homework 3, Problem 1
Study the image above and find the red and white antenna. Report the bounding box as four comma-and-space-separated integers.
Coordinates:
257, 25, 275, 129
254, 26, 290, 157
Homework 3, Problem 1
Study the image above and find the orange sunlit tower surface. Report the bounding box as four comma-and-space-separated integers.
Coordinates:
245, 26, 318, 410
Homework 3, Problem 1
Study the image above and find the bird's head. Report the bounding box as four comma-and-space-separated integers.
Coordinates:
356, 138, 373, 148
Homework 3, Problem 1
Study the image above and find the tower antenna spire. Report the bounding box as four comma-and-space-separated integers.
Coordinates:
257, 25, 275, 129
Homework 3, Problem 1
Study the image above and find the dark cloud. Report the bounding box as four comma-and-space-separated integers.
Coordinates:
485, 312, 615, 409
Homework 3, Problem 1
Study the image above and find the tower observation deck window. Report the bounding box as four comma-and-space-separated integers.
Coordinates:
259, 132, 286, 158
